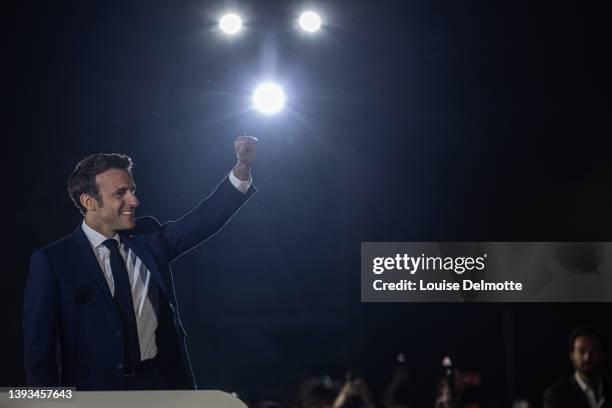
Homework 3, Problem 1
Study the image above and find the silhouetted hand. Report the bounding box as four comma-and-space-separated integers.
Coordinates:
333, 379, 374, 408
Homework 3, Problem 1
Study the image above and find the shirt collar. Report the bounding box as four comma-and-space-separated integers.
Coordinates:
81, 220, 120, 249
574, 371, 602, 394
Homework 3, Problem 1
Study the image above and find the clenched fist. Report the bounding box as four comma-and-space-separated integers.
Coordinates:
232, 135, 257, 181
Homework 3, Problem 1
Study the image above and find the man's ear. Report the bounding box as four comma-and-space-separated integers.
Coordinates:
80, 194, 99, 212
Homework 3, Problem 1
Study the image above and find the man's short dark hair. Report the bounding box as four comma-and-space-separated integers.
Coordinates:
568, 327, 606, 352
67, 153, 133, 215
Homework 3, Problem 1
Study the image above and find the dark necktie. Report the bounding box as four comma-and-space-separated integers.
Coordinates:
102, 239, 141, 368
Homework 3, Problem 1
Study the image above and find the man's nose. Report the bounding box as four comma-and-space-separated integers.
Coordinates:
127, 192, 139, 207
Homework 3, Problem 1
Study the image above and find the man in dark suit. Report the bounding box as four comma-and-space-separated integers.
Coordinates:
543, 328, 611, 408
23, 136, 257, 390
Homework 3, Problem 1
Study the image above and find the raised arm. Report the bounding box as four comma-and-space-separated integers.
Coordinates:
161, 136, 257, 261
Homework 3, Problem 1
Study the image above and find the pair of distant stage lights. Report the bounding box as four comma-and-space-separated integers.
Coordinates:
218, 11, 322, 35
218, 11, 322, 115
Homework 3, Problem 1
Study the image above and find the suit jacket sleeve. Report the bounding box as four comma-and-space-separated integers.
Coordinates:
23, 250, 60, 386
542, 387, 558, 408
160, 175, 256, 262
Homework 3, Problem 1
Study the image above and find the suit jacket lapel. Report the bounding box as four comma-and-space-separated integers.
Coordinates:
120, 233, 170, 301
71, 225, 115, 311
570, 374, 598, 408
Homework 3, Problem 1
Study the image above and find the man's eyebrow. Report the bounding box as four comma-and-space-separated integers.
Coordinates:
113, 185, 136, 194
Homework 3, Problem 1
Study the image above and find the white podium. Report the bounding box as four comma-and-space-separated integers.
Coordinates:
0, 390, 247, 408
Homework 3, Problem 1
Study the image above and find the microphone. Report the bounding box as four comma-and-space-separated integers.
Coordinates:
74, 286, 94, 388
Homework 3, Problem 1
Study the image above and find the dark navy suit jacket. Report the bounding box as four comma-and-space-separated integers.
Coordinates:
24, 176, 255, 390
543, 374, 612, 408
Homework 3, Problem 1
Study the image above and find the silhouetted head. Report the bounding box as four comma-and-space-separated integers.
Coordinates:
568, 328, 606, 379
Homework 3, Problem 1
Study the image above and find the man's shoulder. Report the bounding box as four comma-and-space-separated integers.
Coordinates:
130, 216, 162, 234
35, 230, 78, 258
543, 375, 582, 404
545, 375, 575, 393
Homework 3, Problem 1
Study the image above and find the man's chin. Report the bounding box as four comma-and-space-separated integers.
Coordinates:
580, 366, 599, 376
117, 219, 136, 230
124, 221, 136, 229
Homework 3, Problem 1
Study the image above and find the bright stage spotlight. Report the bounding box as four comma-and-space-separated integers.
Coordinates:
252, 83, 286, 115
219, 13, 242, 34
299, 11, 321, 32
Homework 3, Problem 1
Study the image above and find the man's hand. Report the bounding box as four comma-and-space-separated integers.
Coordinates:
232, 135, 257, 181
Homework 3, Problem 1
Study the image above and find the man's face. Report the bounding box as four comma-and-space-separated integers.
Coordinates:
87, 168, 139, 234
570, 335, 604, 376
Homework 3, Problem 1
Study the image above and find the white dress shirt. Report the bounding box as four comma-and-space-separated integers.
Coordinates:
81, 171, 251, 361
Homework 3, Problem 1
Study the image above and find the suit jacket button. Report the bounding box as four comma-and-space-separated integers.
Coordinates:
116, 363, 123, 370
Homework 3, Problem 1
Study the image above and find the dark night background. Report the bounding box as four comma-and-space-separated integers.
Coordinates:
9, 0, 612, 406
